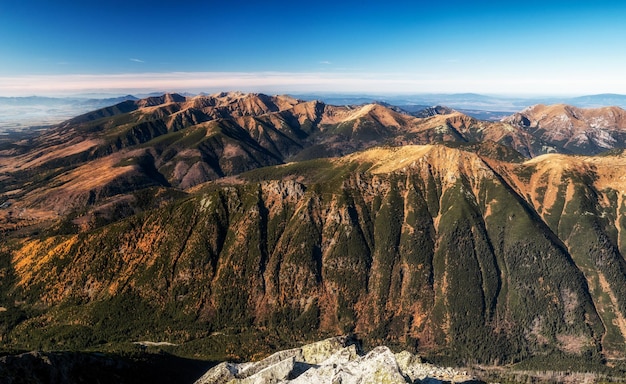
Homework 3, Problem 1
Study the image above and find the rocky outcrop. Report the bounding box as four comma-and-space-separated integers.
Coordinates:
194, 337, 483, 384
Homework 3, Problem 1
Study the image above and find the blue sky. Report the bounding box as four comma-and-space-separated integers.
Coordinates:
1, 1, 626, 96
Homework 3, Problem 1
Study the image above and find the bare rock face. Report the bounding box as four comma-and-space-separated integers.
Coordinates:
503, 104, 626, 154
194, 336, 483, 384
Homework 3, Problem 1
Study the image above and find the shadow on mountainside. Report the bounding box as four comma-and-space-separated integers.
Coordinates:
0, 351, 216, 384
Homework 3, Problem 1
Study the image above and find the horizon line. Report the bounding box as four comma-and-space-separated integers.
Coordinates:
1, 71, 625, 98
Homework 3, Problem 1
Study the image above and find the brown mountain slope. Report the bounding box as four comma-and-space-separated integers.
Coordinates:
7, 94, 613, 240
0, 94, 535, 221
409, 112, 552, 157
7, 96, 626, 227
503, 104, 626, 154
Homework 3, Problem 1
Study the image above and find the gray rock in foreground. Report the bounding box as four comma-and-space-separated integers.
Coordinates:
194, 336, 484, 384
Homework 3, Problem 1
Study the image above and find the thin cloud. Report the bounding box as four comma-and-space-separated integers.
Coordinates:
0, 71, 624, 96
0, 71, 424, 95
319, 61, 332, 65
130, 58, 145, 63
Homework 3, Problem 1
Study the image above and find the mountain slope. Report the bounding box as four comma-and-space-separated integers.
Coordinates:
5, 144, 625, 365
2, 93, 540, 224
503, 104, 626, 154
495, 151, 626, 357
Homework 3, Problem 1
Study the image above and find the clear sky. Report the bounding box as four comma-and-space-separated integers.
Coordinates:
1, 0, 626, 96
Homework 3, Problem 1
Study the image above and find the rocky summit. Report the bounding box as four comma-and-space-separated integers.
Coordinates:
194, 336, 483, 384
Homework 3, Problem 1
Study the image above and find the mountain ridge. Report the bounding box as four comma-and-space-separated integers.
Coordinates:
3, 92, 626, 373
6, 91, 626, 133
503, 103, 626, 155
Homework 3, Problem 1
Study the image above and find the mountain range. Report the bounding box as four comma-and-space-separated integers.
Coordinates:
2, 92, 626, 382
5, 92, 626, 132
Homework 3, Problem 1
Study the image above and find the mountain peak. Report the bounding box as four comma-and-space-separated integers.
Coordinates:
337, 144, 495, 181
136, 92, 186, 107
210, 90, 247, 100
413, 105, 457, 118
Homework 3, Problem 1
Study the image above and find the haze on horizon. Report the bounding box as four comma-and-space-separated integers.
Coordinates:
1, 0, 626, 97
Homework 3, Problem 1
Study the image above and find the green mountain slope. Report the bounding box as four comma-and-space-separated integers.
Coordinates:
3, 144, 625, 365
